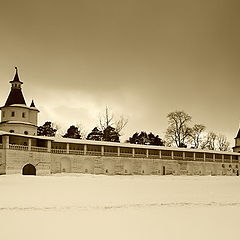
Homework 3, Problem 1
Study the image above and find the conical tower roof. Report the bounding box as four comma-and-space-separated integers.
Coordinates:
4, 67, 26, 107
30, 100, 36, 107
235, 129, 240, 139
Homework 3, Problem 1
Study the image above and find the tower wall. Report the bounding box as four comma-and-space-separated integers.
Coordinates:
235, 138, 240, 147
1, 106, 31, 124
0, 105, 38, 135
29, 109, 38, 126
0, 122, 37, 136
233, 146, 240, 153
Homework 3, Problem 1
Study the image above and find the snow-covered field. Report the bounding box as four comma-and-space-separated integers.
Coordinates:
1, 174, 240, 240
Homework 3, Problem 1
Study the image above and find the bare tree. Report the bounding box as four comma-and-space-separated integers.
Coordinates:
98, 106, 128, 136
189, 124, 206, 148
115, 115, 128, 136
52, 122, 62, 137
76, 123, 87, 139
99, 106, 114, 131
217, 134, 230, 151
201, 132, 230, 151
165, 110, 192, 147
201, 132, 217, 150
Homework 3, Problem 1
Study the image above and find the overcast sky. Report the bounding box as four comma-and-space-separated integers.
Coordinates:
0, 0, 239, 146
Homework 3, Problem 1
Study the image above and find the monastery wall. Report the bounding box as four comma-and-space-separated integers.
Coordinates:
0, 148, 238, 176
0, 133, 239, 176
50, 153, 238, 176
51, 153, 179, 175
5, 149, 51, 175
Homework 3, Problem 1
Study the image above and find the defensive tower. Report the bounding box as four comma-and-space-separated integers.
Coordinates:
0, 67, 39, 135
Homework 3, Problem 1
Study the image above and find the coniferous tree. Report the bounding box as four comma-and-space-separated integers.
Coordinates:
128, 132, 164, 146
148, 132, 155, 144
129, 132, 139, 144
103, 126, 120, 142
63, 125, 81, 139
37, 121, 57, 137
138, 131, 149, 144
150, 134, 164, 146
86, 126, 120, 142
86, 127, 103, 141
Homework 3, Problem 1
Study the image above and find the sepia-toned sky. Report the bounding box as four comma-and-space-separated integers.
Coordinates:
0, 0, 239, 145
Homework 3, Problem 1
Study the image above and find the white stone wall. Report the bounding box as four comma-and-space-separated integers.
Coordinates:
49, 153, 238, 176
1, 148, 239, 176
29, 109, 38, 126
5, 149, 51, 175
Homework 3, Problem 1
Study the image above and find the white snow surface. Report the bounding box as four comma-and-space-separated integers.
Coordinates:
1, 174, 240, 240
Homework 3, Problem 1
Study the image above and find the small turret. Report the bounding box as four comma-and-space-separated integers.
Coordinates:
30, 100, 36, 108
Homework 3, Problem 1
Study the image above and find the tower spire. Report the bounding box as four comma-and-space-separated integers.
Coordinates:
11, 66, 23, 84
4, 67, 26, 106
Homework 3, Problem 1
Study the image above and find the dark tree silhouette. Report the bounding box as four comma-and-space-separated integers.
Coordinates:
37, 121, 57, 137
128, 132, 148, 144
128, 132, 164, 146
87, 126, 119, 142
150, 134, 165, 146
103, 126, 120, 142
129, 132, 139, 144
178, 143, 187, 148
63, 125, 81, 139
86, 127, 103, 141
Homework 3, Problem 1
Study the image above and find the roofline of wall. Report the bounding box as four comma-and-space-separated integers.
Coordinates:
0, 130, 239, 155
